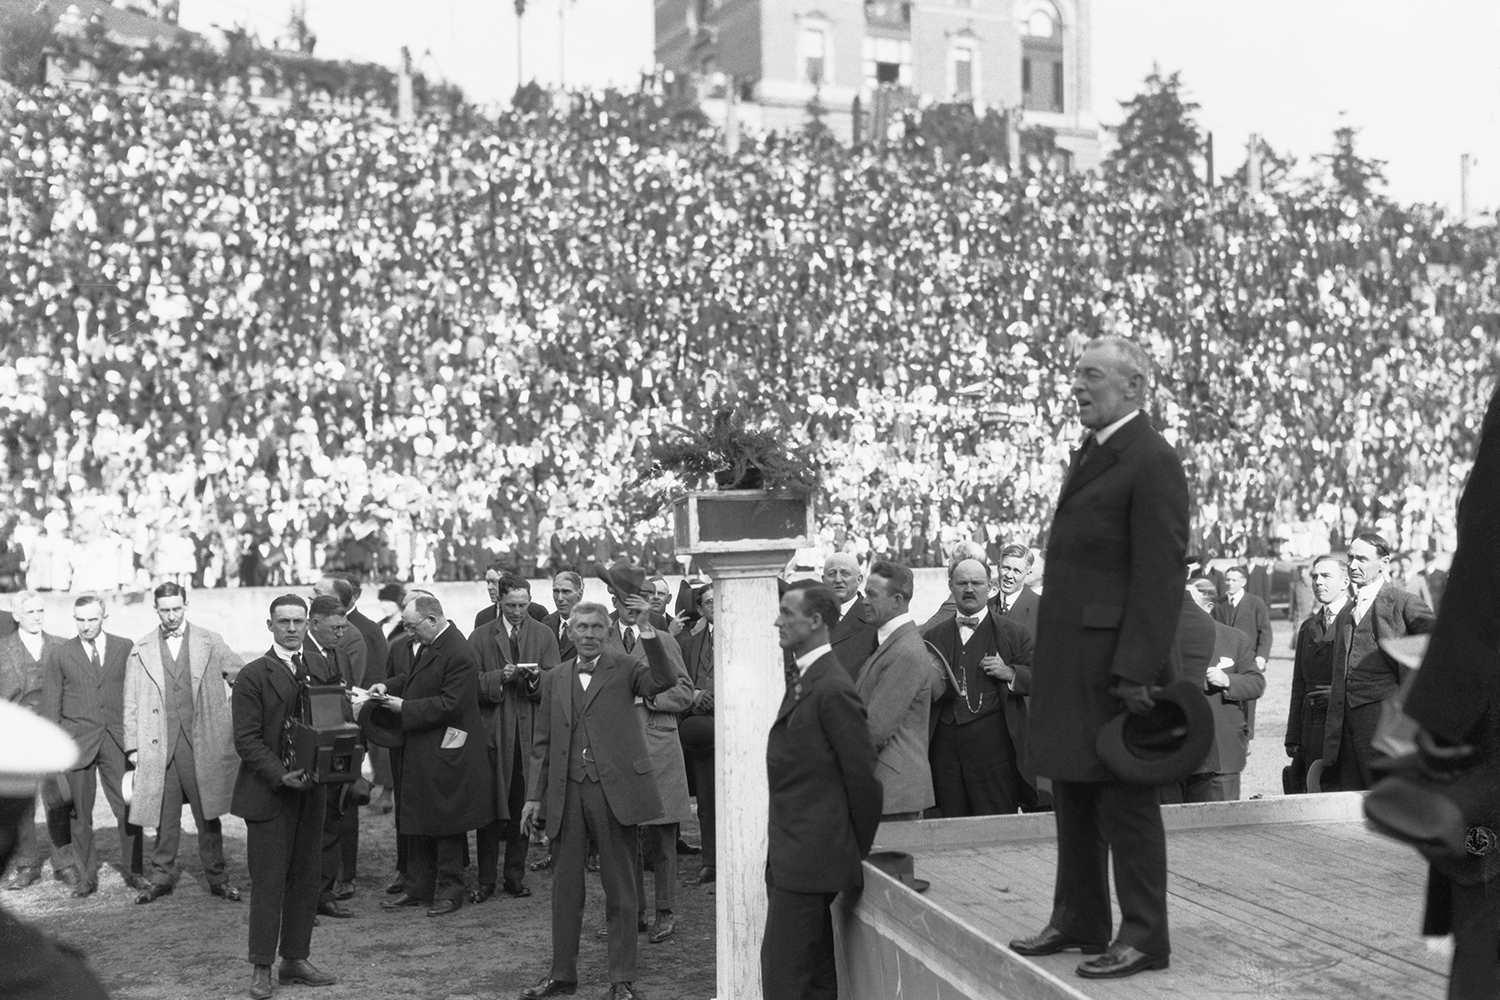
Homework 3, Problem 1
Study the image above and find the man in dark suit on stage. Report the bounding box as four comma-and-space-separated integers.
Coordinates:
518, 597, 679, 1000
2, 590, 67, 889
923, 558, 1035, 817
1213, 564, 1272, 736
231, 594, 337, 999
1321, 531, 1435, 790
993, 544, 1041, 639
372, 594, 492, 918
1010, 336, 1189, 980
764, 580, 882, 1000
471, 574, 560, 902
542, 571, 583, 662
475, 561, 549, 629
1284, 555, 1349, 792
39, 595, 144, 895
823, 553, 877, 677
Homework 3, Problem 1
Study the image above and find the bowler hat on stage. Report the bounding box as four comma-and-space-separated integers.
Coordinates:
358, 700, 405, 749
866, 850, 929, 892
1095, 680, 1214, 784
594, 560, 647, 599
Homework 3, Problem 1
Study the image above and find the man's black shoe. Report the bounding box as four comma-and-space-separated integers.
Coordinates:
601, 983, 638, 999
278, 958, 337, 986
1009, 925, 1107, 956
332, 880, 355, 900
503, 879, 532, 898
675, 838, 700, 855
317, 900, 354, 918
380, 892, 423, 910
250, 965, 273, 999
71, 878, 98, 899
469, 884, 496, 904
5, 867, 42, 890
518, 976, 577, 998
211, 883, 243, 902
426, 898, 461, 917
135, 882, 174, 904
1076, 944, 1169, 979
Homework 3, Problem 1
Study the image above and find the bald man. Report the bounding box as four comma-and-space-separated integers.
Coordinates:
823, 554, 877, 678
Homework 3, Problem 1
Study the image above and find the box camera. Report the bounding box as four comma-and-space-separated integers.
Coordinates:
282, 684, 365, 785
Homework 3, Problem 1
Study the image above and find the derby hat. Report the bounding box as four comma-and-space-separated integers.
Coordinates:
1095, 680, 1214, 784
358, 700, 405, 749
866, 850, 929, 892
594, 560, 647, 599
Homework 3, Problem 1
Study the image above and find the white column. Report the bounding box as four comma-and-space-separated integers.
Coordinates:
698, 549, 794, 1000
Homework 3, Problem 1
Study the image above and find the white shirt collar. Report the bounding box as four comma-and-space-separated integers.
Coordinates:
271, 644, 300, 672
839, 595, 859, 618
794, 643, 834, 675
1228, 590, 1244, 607
1092, 408, 1141, 446
876, 611, 913, 646
18, 631, 43, 658
1321, 595, 1348, 618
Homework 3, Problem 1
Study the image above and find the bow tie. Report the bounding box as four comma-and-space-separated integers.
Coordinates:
162, 628, 184, 640
578, 659, 598, 675
956, 616, 982, 627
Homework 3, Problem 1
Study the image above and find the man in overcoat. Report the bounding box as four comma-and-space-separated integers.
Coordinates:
39, 595, 143, 895
124, 582, 244, 903
1179, 581, 1264, 802
471, 574, 560, 902
371, 594, 492, 917
1284, 555, 1349, 792
1011, 337, 1189, 980
1, 590, 67, 889
518, 598, 679, 1000
231, 594, 337, 999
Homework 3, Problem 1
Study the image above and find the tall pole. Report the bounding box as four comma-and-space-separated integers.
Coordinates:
1247, 132, 1262, 195
1460, 153, 1473, 223
515, 0, 526, 91
557, 0, 565, 87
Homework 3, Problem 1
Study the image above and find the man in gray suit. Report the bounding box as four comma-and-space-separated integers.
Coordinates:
40, 596, 144, 895
0, 590, 67, 889
856, 561, 945, 821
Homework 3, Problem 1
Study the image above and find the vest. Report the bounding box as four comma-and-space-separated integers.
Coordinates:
939, 619, 1009, 739
160, 632, 194, 757
567, 670, 600, 783
1344, 601, 1392, 709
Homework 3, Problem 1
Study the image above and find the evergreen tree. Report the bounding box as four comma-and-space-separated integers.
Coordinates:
1315, 123, 1387, 203
1104, 68, 1203, 189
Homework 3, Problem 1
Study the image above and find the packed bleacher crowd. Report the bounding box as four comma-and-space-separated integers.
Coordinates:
2, 84, 1497, 587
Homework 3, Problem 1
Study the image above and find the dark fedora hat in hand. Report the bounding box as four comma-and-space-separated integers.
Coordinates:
866, 850, 930, 892
594, 559, 648, 599
1095, 680, 1214, 784
358, 700, 405, 749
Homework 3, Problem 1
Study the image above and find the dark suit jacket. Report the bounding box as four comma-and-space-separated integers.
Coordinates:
0, 631, 65, 712
1213, 593, 1273, 661
677, 626, 714, 706
997, 587, 1040, 643
767, 650, 882, 894
923, 612, 1035, 795
347, 609, 388, 687
384, 623, 493, 836
1201, 620, 1264, 775
474, 601, 549, 630
230, 649, 325, 822
528, 636, 678, 838
472, 614, 561, 821
541, 610, 576, 662
301, 637, 348, 686
0, 610, 15, 637
39, 633, 132, 766
830, 595, 879, 679
1029, 412, 1190, 782
1321, 582, 1435, 767
1285, 609, 1338, 752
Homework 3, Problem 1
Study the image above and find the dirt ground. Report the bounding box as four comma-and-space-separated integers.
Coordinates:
11, 806, 717, 1000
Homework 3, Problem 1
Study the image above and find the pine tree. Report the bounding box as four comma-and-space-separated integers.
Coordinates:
1104, 68, 1203, 190
1315, 124, 1387, 203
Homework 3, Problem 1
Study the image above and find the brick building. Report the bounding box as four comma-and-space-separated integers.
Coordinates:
655, 0, 1099, 168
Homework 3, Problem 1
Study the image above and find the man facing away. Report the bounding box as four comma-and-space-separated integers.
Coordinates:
763, 581, 882, 1000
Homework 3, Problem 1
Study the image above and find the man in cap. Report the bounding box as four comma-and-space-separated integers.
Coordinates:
0, 699, 110, 999
1010, 336, 1189, 979
518, 593, 681, 1000
39, 595, 144, 896
124, 582, 244, 904
0, 590, 67, 889
231, 595, 338, 999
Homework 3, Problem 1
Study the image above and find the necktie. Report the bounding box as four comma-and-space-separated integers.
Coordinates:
578, 658, 597, 675
292, 652, 307, 682
956, 616, 981, 628
89, 643, 100, 669
623, 627, 636, 653
510, 624, 521, 658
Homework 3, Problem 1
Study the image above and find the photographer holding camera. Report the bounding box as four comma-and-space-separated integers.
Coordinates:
230, 595, 338, 999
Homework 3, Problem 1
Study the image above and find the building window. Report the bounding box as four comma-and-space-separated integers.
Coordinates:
801, 25, 830, 85
863, 35, 912, 89
1020, 1, 1064, 113
949, 40, 977, 100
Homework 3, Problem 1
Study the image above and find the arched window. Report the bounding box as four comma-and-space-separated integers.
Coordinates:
799, 20, 832, 85
1019, 1, 1065, 113
949, 37, 978, 101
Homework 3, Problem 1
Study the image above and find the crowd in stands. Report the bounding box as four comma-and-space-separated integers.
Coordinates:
1, 83, 1496, 587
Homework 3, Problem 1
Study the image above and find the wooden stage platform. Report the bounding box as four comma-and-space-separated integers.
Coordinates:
835, 794, 1447, 1000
